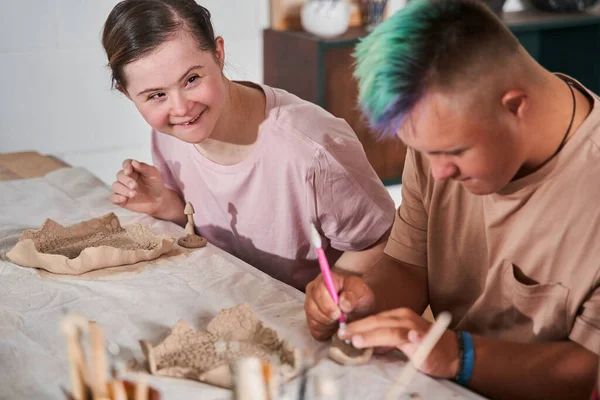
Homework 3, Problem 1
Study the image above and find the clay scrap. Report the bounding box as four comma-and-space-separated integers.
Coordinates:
7, 213, 174, 275
139, 303, 301, 389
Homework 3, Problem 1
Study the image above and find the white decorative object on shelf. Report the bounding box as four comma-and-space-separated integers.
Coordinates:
301, 0, 351, 38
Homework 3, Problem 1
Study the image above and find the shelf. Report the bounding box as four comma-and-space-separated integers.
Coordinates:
266, 8, 600, 41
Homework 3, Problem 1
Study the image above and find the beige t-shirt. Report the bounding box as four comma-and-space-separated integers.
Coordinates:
385, 77, 600, 355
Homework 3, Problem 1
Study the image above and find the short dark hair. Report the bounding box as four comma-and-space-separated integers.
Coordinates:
354, 0, 521, 137
102, 0, 216, 90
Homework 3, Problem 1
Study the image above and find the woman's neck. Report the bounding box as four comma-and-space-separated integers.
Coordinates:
194, 80, 266, 165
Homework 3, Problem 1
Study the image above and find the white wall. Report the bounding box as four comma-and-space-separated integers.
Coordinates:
0, 0, 269, 184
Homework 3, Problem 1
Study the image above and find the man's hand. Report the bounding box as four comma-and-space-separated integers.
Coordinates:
338, 308, 460, 378
304, 273, 376, 340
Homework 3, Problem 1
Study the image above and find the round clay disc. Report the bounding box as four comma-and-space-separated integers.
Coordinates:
177, 234, 207, 249
328, 334, 373, 366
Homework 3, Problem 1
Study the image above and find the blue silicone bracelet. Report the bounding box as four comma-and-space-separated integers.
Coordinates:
456, 331, 475, 386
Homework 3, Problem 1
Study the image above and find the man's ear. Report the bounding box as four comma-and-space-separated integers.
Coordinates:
501, 89, 527, 118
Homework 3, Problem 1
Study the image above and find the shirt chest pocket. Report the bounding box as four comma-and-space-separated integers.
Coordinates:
457, 260, 570, 342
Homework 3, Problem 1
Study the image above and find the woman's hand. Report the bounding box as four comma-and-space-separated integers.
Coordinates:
109, 159, 168, 216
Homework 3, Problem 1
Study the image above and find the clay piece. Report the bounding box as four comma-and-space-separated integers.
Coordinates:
328, 334, 373, 366
7, 213, 174, 275
177, 235, 207, 249
139, 303, 301, 389
177, 202, 208, 249
184, 202, 196, 236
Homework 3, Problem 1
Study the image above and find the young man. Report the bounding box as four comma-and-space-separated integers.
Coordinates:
304, 0, 600, 398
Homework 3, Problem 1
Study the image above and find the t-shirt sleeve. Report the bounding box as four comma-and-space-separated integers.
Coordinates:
383, 148, 428, 268
150, 129, 179, 193
310, 125, 395, 251
570, 284, 600, 355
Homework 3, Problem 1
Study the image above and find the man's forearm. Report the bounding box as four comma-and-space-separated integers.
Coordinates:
362, 254, 429, 316
468, 336, 597, 400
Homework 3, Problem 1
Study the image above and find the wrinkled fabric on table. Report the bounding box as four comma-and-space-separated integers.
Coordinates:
0, 167, 485, 400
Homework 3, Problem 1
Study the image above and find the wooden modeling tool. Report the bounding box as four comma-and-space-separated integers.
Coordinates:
60, 313, 160, 400
177, 202, 208, 249
385, 312, 452, 400
134, 377, 149, 400
110, 379, 127, 400
61, 313, 91, 400
89, 321, 110, 400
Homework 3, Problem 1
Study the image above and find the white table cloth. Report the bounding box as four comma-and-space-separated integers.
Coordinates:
0, 167, 485, 400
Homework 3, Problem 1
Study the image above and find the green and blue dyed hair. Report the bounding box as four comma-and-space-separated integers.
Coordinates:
354, 0, 520, 137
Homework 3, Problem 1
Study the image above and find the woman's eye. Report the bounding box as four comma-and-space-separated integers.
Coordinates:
187, 75, 199, 85
148, 92, 165, 101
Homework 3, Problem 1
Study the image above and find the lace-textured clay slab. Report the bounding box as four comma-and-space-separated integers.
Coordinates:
140, 303, 301, 389
7, 213, 174, 275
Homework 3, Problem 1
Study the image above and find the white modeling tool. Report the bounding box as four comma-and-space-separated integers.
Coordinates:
385, 311, 453, 400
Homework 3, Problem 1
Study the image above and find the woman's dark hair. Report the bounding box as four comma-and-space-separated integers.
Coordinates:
102, 0, 216, 90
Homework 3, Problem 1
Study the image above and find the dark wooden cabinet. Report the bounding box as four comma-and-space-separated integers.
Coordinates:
264, 9, 600, 184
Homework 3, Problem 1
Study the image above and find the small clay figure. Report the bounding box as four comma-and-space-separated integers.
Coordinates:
184, 203, 196, 235
177, 202, 208, 249
328, 334, 373, 366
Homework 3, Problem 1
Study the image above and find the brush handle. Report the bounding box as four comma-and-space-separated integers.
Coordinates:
316, 248, 346, 324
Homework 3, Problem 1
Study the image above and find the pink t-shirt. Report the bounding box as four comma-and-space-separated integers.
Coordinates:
152, 83, 395, 290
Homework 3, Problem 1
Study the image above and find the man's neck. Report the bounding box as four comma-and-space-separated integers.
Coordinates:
517, 75, 592, 178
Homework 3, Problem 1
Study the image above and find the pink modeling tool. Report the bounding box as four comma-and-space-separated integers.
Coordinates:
310, 223, 347, 332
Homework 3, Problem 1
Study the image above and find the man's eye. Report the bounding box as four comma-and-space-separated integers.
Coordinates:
448, 149, 465, 156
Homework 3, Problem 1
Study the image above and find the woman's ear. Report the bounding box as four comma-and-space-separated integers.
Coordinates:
115, 82, 131, 99
214, 36, 225, 71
